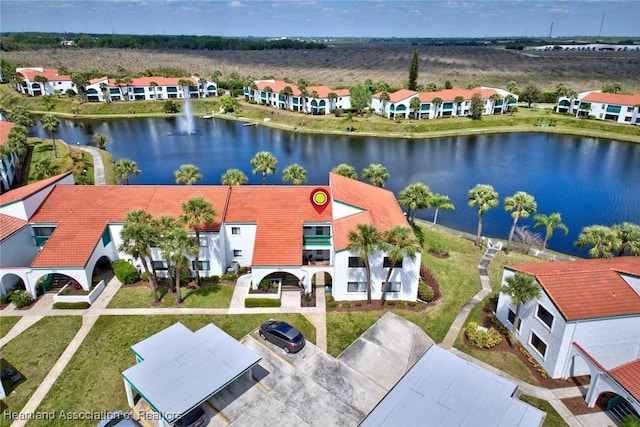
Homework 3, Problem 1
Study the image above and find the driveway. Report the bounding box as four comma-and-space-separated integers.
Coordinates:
201, 312, 434, 426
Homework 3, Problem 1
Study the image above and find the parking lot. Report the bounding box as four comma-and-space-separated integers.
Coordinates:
188, 312, 434, 426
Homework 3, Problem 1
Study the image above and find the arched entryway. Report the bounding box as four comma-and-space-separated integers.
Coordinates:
0, 273, 25, 296
37, 273, 80, 294
260, 272, 301, 292
91, 256, 113, 286
311, 271, 332, 293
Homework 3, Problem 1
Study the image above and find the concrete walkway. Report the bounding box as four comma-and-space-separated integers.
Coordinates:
440, 245, 498, 348
77, 146, 106, 185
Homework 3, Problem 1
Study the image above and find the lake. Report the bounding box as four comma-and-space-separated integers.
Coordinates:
31, 116, 640, 257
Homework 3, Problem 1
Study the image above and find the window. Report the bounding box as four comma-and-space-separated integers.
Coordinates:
233, 249, 242, 257
191, 260, 210, 271
530, 332, 547, 358
507, 309, 521, 331
347, 282, 367, 292
383, 257, 402, 268
231, 227, 241, 235
348, 257, 365, 268
382, 282, 401, 292
535, 304, 554, 329
101, 228, 112, 246
152, 261, 168, 270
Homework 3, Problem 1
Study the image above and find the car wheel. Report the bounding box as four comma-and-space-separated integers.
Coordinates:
259, 332, 266, 340
284, 346, 290, 354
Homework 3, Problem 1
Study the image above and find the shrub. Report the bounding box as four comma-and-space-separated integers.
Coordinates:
237, 266, 251, 275
387, 301, 397, 306
164, 100, 179, 114
418, 281, 435, 302
407, 301, 418, 307
342, 302, 350, 309
10, 290, 32, 308
244, 298, 281, 308
221, 273, 237, 281
428, 244, 449, 257
140, 271, 149, 282
53, 301, 91, 310
334, 108, 343, 117
464, 322, 503, 349
204, 275, 220, 284
327, 301, 337, 308
1, 290, 15, 304
354, 302, 362, 307
113, 259, 139, 284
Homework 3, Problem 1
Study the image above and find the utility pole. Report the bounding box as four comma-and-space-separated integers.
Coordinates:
598, 12, 606, 38
548, 22, 554, 38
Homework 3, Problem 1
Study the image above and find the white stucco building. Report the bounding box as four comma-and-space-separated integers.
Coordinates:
556, 90, 640, 125
0, 121, 20, 194
496, 258, 640, 416
0, 172, 420, 304
84, 76, 217, 102
16, 67, 77, 97
244, 80, 351, 114
371, 87, 518, 120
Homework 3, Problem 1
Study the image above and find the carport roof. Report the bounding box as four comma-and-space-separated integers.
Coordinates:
122, 323, 261, 424
360, 345, 545, 427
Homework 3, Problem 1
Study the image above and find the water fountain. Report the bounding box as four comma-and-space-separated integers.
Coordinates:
178, 92, 195, 134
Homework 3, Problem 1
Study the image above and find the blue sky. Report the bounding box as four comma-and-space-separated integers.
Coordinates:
2, 1, 639, 38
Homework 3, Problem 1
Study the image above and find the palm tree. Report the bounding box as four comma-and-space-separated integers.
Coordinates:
7, 105, 33, 128
178, 79, 192, 100
99, 82, 110, 103
454, 95, 465, 116
92, 132, 111, 150
282, 164, 307, 185
432, 97, 443, 118
180, 197, 217, 287
328, 92, 338, 111
118, 209, 161, 303
575, 225, 618, 258
490, 93, 502, 114
379, 90, 390, 116
33, 158, 58, 179
154, 214, 180, 292
332, 164, 357, 179
533, 213, 568, 250
174, 164, 202, 185
33, 75, 49, 94
221, 168, 249, 185
506, 81, 520, 95
502, 272, 541, 347
41, 114, 59, 158
398, 183, 432, 226
429, 193, 455, 225
380, 226, 420, 304
149, 81, 158, 100
362, 163, 390, 187
114, 158, 141, 185
279, 86, 293, 109
612, 222, 640, 256
347, 224, 383, 304
250, 151, 278, 185
167, 228, 199, 304
504, 191, 537, 253
467, 184, 499, 247
410, 97, 421, 119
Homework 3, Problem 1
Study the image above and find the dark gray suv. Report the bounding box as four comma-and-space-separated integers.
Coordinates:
259, 320, 305, 353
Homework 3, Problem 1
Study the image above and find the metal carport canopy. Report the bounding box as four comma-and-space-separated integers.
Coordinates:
122, 323, 261, 424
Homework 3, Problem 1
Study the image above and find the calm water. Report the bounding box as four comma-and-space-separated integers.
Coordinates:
32, 117, 640, 257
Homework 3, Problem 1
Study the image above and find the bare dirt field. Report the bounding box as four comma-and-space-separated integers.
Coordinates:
4, 42, 640, 92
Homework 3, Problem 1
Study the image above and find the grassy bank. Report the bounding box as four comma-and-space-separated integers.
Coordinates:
26, 137, 96, 185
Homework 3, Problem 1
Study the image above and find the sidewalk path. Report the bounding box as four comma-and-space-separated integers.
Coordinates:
78, 146, 106, 185
440, 245, 498, 348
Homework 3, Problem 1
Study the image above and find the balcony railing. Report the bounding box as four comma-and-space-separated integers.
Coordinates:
303, 235, 331, 246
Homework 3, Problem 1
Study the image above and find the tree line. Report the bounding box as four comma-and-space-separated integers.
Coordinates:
0, 33, 327, 51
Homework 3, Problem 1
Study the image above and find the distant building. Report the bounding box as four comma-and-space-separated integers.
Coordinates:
15, 67, 77, 97
532, 44, 640, 52
556, 90, 640, 125
84, 76, 217, 102
244, 80, 351, 114
371, 87, 518, 120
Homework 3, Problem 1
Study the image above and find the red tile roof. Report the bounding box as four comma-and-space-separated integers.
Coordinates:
0, 213, 28, 241
333, 211, 373, 252
329, 173, 409, 251
255, 80, 302, 97
30, 185, 230, 268
0, 121, 15, 147
608, 359, 640, 402
0, 172, 72, 207
508, 257, 640, 320
224, 186, 332, 265
418, 87, 499, 102
375, 89, 417, 103
582, 91, 640, 106
306, 85, 350, 98
107, 76, 198, 87
18, 68, 72, 82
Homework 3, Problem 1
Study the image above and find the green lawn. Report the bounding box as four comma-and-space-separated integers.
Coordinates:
520, 395, 569, 427
27, 314, 313, 427
0, 316, 21, 338
26, 137, 94, 185
326, 311, 386, 357
107, 282, 235, 308
0, 316, 82, 415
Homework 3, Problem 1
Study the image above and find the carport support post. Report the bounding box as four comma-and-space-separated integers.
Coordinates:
124, 379, 135, 408
246, 367, 253, 381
